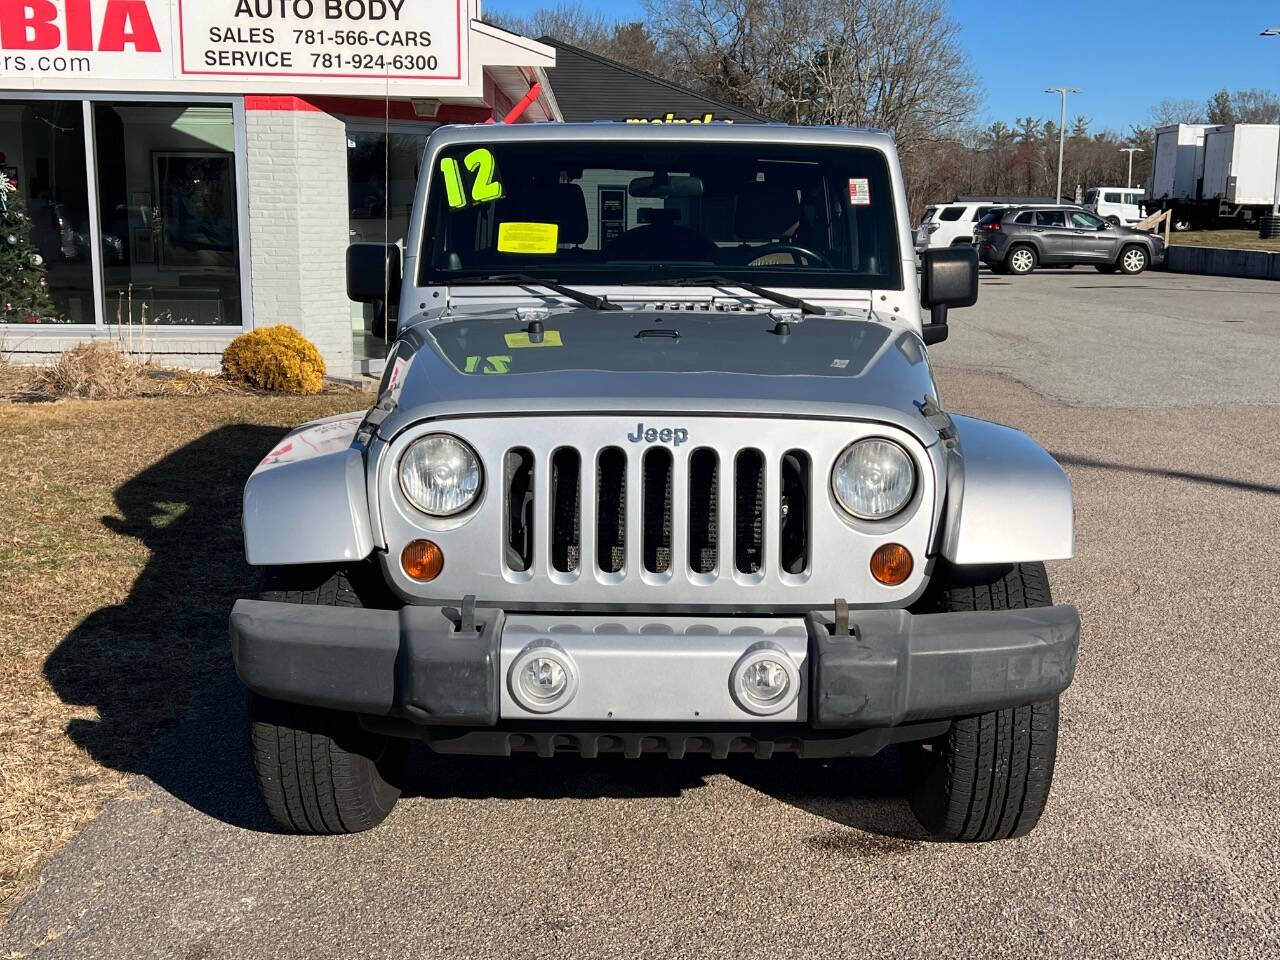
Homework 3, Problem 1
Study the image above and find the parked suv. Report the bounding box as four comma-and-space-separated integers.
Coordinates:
231, 123, 1080, 842
975, 205, 1165, 275
915, 199, 1010, 252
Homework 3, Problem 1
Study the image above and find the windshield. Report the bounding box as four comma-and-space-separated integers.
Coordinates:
419, 140, 902, 291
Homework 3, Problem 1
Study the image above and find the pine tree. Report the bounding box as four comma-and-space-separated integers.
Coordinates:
1207, 89, 1236, 125
0, 172, 58, 324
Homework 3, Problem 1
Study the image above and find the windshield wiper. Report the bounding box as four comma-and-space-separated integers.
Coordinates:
667, 275, 826, 316
449, 273, 621, 311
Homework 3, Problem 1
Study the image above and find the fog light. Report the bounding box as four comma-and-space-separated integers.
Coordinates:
741, 659, 790, 703
730, 644, 801, 716
509, 644, 579, 714
519, 657, 568, 702
870, 543, 913, 586
401, 539, 444, 582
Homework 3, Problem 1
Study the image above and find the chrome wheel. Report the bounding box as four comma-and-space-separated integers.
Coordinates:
1121, 248, 1147, 274
1008, 248, 1036, 274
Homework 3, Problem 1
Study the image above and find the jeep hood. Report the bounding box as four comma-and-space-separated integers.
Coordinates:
379, 307, 943, 444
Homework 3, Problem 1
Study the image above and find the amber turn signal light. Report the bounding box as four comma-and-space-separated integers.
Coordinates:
870, 543, 913, 586
401, 539, 444, 582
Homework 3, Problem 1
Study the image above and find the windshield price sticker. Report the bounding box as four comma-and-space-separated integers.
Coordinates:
441, 148, 505, 209
848, 178, 871, 206
179, 0, 462, 80
497, 222, 559, 255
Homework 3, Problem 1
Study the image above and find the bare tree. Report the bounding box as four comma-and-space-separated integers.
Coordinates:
1231, 88, 1280, 123
644, 0, 977, 146
484, 3, 661, 72
1148, 97, 1205, 126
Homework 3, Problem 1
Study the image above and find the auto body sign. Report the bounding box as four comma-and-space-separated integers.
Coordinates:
0, 0, 468, 94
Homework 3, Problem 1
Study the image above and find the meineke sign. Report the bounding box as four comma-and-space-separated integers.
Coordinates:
0, 0, 468, 95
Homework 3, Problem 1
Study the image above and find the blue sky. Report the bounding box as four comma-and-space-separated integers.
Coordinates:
486, 0, 1280, 132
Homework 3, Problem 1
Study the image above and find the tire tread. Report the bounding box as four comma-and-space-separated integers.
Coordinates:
911, 562, 1061, 842
247, 564, 405, 835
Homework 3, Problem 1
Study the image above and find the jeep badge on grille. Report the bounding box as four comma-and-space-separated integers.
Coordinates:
627, 423, 689, 446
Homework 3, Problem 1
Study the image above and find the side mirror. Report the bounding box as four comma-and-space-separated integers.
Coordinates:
347, 242, 402, 305
919, 246, 978, 345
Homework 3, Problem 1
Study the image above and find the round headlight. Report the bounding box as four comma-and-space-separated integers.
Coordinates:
399, 434, 482, 517
832, 439, 915, 520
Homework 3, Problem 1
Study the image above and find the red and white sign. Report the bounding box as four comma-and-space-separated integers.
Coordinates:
0, 0, 468, 95
848, 177, 871, 206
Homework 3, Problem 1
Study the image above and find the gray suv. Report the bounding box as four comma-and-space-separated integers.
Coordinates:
975, 205, 1165, 275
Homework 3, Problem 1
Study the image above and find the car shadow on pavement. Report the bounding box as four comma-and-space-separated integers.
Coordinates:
403, 746, 930, 845
43, 424, 287, 832
1053, 452, 1280, 496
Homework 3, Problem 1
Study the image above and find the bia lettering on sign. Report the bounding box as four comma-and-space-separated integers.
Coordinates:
0, 0, 161, 53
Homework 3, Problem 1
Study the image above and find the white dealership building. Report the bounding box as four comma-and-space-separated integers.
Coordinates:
0, 0, 560, 375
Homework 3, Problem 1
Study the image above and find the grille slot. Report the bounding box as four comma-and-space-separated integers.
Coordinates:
734, 449, 766, 574
503, 448, 534, 572
550, 448, 581, 573
780, 450, 811, 575
596, 447, 627, 574
687, 448, 719, 575
519, 438, 815, 584
642, 449, 674, 573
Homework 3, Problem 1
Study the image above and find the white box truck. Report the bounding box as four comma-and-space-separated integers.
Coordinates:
1147, 122, 1279, 229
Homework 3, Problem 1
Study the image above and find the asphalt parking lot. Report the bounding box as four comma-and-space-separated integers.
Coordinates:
3, 269, 1279, 959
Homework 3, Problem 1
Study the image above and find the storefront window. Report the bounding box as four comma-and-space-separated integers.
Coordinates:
0, 100, 94, 324
93, 103, 242, 326
347, 126, 431, 367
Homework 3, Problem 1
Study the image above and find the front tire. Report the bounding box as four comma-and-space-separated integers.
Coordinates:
248, 692, 407, 834
1118, 244, 1148, 275
908, 562, 1061, 842
1006, 245, 1037, 275
247, 564, 407, 834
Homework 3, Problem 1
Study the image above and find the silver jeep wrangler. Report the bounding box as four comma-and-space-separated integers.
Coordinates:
230, 123, 1079, 841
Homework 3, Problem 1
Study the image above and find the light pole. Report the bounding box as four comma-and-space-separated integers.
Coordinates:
1120, 147, 1144, 188
1046, 87, 1081, 203
1262, 30, 1279, 220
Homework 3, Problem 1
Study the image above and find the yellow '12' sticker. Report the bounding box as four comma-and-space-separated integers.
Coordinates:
498, 222, 559, 255
441, 147, 504, 209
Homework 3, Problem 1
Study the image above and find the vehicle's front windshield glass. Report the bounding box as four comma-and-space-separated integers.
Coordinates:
419, 139, 902, 290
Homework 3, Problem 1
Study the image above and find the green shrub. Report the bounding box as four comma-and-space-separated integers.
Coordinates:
221, 325, 325, 395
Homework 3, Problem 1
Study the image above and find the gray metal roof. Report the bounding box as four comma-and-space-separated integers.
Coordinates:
539, 38, 773, 125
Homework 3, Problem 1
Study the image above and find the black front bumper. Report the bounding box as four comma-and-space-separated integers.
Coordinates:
230, 600, 1080, 754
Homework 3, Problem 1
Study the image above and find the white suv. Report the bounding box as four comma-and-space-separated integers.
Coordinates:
1084, 188, 1146, 226
916, 200, 1011, 251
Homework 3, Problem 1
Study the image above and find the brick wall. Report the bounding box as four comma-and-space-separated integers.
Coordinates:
245, 97, 354, 375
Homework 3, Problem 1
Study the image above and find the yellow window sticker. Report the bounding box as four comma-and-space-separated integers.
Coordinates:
504, 330, 564, 349
498, 222, 559, 255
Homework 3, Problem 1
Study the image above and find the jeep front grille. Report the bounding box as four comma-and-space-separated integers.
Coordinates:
380, 416, 937, 608
503, 443, 811, 582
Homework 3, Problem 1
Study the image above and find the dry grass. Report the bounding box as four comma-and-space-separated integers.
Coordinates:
1, 343, 363, 404
27, 342, 141, 400
1167, 229, 1280, 252
0, 392, 368, 919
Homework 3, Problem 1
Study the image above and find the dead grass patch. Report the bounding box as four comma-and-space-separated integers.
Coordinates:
1, 343, 364, 404
27, 342, 141, 400
0, 392, 367, 919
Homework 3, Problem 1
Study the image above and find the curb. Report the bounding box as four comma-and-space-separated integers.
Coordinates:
1163, 245, 1280, 280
